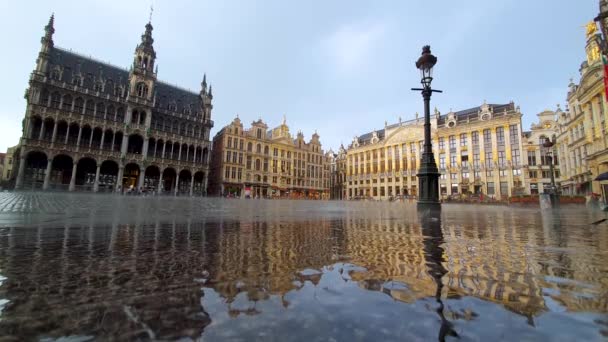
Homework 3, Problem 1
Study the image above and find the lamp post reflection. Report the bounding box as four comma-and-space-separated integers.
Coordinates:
418, 208, 458, 341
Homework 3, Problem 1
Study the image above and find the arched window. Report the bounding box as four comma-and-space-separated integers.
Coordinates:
85, 100, 94, 116
96, 103, 105, 118
173, 120, 179, 133
256, 144, 261, 153
264, 146, 269, 155
247, 142, 253, 152
106, 79, 114, 93
186, 124, 193, 136
50, 68, 60, 80
50, 92, 61, 108
257, 129, 262, 139
39, 89, 50, 106
194, 126, 200, 138
62, 95, 72, 111
116, 107, 125, 122
136, 83, 148, 98
131, 110, 139, 124
255, 159, 261, 171
74, 98, 84, 113
106, 105, 115, 120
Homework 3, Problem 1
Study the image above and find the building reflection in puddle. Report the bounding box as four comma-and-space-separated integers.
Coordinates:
0, 202, 607, 340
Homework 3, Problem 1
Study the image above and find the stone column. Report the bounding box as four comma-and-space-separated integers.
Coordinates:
203, 173, 208, 195
171, 144, 175, 159
111, 133, 116, 151
38, 123, 45, 140
93, 164, 101, 192
51, 121, 58, 143
15, 156, 26, 189
64, 125, 70, 145
158, 169, 164, 194
76, 125, 83, 146
137, 167, 145, 190
142, 138, 149, 158
27, 117, 34, 139
161, 142, 166, 159
120, 134, 128, 155
178, 144, 182, 161
189, 174, 194, 196
100, 131, 105, 150
88, 130, 94, 149
42, 158, 53, 190
174, 174, 180, 196
115, 166, 124, 192
68, 162, 78, 191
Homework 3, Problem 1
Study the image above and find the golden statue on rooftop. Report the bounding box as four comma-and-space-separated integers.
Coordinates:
586, 21, 597, 38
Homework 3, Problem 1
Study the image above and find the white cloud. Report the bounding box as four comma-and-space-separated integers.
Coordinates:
322, 23, 386, 74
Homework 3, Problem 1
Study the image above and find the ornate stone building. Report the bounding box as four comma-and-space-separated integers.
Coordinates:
345, 102, 525, 201
522, 109, 561, 195
14, 15, 213, 194
556, 21, 608, 197
328, 145, 347, 200
209, 116, 328, 199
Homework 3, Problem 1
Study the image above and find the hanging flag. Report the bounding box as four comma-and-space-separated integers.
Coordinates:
603, 53, 608, 101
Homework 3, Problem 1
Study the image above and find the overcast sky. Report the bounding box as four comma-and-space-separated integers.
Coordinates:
0, 0, 597, 153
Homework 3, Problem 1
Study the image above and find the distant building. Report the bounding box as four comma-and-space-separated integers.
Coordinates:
345, 102, 525, 201
209, 116, 328, 199
14, 15, 213, 194
2, 145, 19, 184
328, 145, 347, 200
522, 110, 561, 195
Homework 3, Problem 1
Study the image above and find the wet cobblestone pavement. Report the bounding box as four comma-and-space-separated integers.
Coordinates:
0, 192, 607, 341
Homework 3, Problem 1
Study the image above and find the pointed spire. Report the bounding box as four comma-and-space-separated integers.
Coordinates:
208, 84, 213, 98
42, 13, 55, 47
155, 64, 158, 74
201, 73, 207, 92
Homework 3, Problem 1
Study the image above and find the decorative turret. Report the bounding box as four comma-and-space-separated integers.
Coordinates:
35, 14, 55, 75
199, 74, 213, 122
128, 21, 157, 101
133, 21, 156, 72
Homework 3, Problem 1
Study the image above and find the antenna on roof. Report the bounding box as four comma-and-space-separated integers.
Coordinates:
149, 3, 154, 23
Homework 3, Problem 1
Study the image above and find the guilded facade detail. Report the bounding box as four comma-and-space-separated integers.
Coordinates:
209, 116, 329, 199
15, 15, 214, 195
344, 102, 525, 201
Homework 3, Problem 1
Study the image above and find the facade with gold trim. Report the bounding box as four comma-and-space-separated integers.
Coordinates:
556, 21, 608, 197
345, 102, 525, 201
522, 109, 562, 195
208, 116, 329, 199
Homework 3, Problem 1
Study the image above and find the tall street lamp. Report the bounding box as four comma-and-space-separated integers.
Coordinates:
543, 137, 559, 207
412, 46, 442, 211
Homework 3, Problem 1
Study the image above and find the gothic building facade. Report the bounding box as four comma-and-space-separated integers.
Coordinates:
14, 15, 214, 194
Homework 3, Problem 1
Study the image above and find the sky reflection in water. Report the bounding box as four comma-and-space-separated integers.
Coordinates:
0, 193, 606, 340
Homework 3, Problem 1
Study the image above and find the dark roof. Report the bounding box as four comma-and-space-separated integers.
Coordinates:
353, 103, 516, 145
49, 47, 202, 115
437, 103, 514, 126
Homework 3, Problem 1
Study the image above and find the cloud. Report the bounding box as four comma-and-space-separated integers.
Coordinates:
322, 23, 386, 74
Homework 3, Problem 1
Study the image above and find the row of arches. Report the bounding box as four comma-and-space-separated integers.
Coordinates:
19, 150, 207, 195
39, 89, 126, 122
27, 116, 209, 164
29, 116, 124, 152
150, 116, 205, 138
38, 89, 208, 139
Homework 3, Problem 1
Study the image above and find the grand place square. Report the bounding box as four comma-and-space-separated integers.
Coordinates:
0, 1, 607, 341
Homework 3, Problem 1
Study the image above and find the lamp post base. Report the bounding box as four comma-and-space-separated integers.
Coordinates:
417, 200, 442, 212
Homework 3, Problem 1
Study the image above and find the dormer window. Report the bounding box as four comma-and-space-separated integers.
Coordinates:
168, 102, 177, 111
94, 82, 103, 92
72, 75, 82, 86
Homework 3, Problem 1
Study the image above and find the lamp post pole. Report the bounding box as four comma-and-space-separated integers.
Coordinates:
412, 46, 442, 211
543, 138, 559, 207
